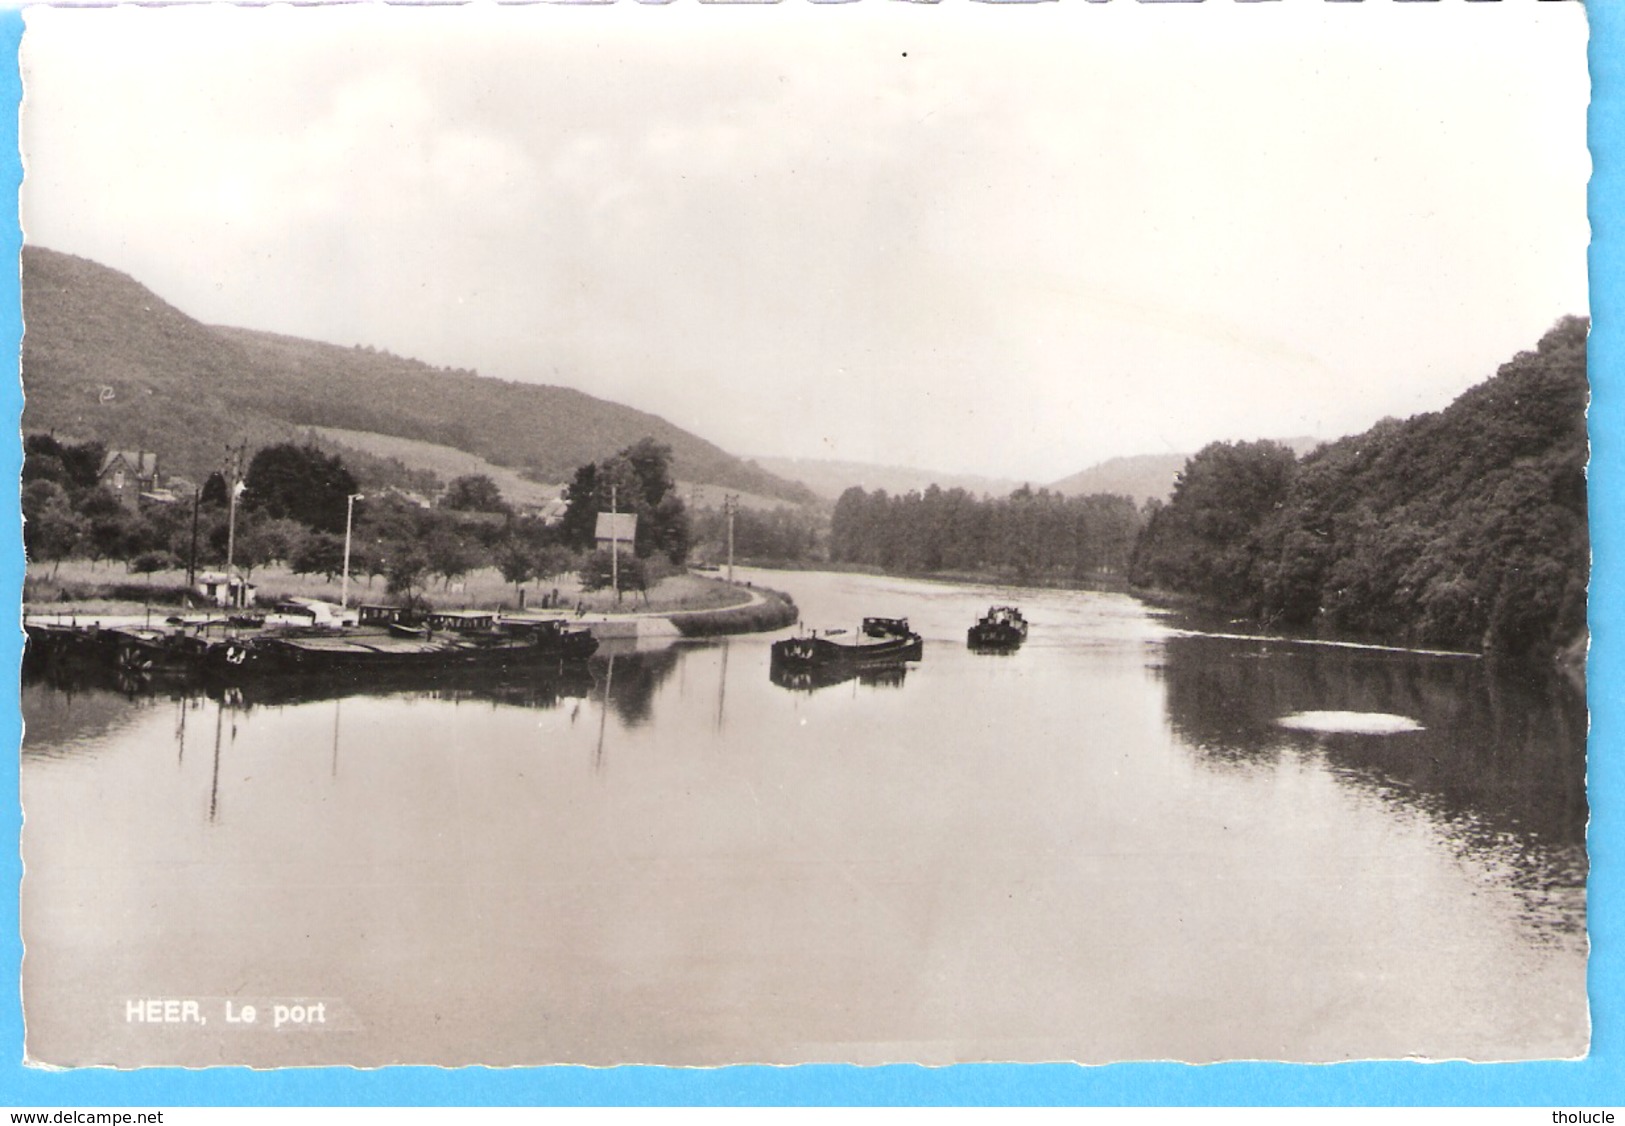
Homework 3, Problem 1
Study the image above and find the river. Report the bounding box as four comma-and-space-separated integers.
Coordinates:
19, 568, 1589, 1066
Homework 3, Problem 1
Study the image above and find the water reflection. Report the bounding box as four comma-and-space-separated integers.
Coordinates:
769, 661, 912, 694
208, 693, 225, 824
592, 646, 681, 726
23, 654, 611, 714
1158, 632, 1588, 939
17, 571, 1592, 1066
19, 670, 174, 759
1160, 636, 1585, 838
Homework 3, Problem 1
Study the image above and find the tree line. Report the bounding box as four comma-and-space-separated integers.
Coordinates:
689, 504, 825, 565
1130, 316, 1588, 661
23, 434, 697, 606
830, 484, 1144, 583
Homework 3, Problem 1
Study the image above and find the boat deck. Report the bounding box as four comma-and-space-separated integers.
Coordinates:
277, 635, 452, 656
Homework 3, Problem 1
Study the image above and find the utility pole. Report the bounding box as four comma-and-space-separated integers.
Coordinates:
186, 486, 201, 591
724, 494, 738, 584
610, 484, 620, 605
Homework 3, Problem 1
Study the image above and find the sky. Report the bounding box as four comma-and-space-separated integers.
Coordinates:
18, 1, 1590, 483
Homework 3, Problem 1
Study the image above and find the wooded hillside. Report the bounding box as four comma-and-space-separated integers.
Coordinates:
21, 246, 814, 504
1131, 317, 1588, 661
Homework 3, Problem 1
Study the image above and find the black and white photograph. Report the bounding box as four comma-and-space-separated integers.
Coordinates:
16, 1, 1591, 1068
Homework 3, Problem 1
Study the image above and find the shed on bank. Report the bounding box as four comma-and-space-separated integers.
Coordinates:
594, 512, 638, 553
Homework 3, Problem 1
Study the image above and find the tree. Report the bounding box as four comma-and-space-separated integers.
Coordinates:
228, 512, 276, 580
386, 545, 430, 601
648, 492, 691, 565
130, 550, 177, 577
622, 438, 677, 510
23, 434, 104, 492
593, 456, 645, 532
1130, 440, 1297, 606
291, 532, 348, 581
22, 435, 71, 489
242, 444, 358, 533
534, 544, 580, 585
22, 479, 84, 576
830, 487, 869, 563
201, 471, 230, 508
424, 525, 480, 589
559, 462, 600, 550
496, 538, 536, 601
579, 549, 645, 594
74, 488, 137, 566
442, 474, 510, 515
560, 440, 691, 565
239, 517, 307, 572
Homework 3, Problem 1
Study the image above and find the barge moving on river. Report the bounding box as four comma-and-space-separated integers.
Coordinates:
770, 616, 924, 673
968, 605, 1028, 650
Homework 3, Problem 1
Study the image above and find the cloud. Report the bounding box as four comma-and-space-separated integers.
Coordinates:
20, 1, 1590, 481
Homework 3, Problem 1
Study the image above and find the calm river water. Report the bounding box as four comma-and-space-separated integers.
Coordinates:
20, 569, 1588, 1066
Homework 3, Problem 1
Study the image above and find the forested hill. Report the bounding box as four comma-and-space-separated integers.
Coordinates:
1130, 316, 1588, 662
20, 246, 814, 504
749, 455, 1022, 504
1049, 439, 1322, 506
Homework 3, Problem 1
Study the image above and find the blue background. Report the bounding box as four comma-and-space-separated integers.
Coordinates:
0, 1, 1617, 1107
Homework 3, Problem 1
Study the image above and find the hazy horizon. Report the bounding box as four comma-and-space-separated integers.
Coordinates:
20, 2, 1588, 481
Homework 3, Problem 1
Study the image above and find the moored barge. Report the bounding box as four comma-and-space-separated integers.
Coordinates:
207, 616, 598, 676
26, 608, 599, 681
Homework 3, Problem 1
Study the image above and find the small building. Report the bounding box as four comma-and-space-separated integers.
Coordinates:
594, 512, 638, 553
424, 609, 496, 632
379, 486, 434, 510
97, 450, 159, 510
195, 571, 257, 609
266, 597, 353, 630
523, 497, 570, 527
358, 604, 407, 626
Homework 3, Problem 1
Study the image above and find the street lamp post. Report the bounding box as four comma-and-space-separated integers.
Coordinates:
725, 494, 738, 584
225, 477, 245, 608
341, 493, 364, 611
222, 443, 246, 608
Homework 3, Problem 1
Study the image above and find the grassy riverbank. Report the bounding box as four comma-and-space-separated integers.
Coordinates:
1131, 584, 1589, 684
24, 559, 752, 619
670, 586, 798, 637
734, 558, 1129, 593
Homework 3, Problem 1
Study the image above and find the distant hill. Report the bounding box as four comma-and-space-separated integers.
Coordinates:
751, 455, 1023, 503
314, 426, 793, 513
20, 246, 815, 505
1050, 439, 1324, 505
307, 427, 565, 508
1047, 453, 1187, 506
